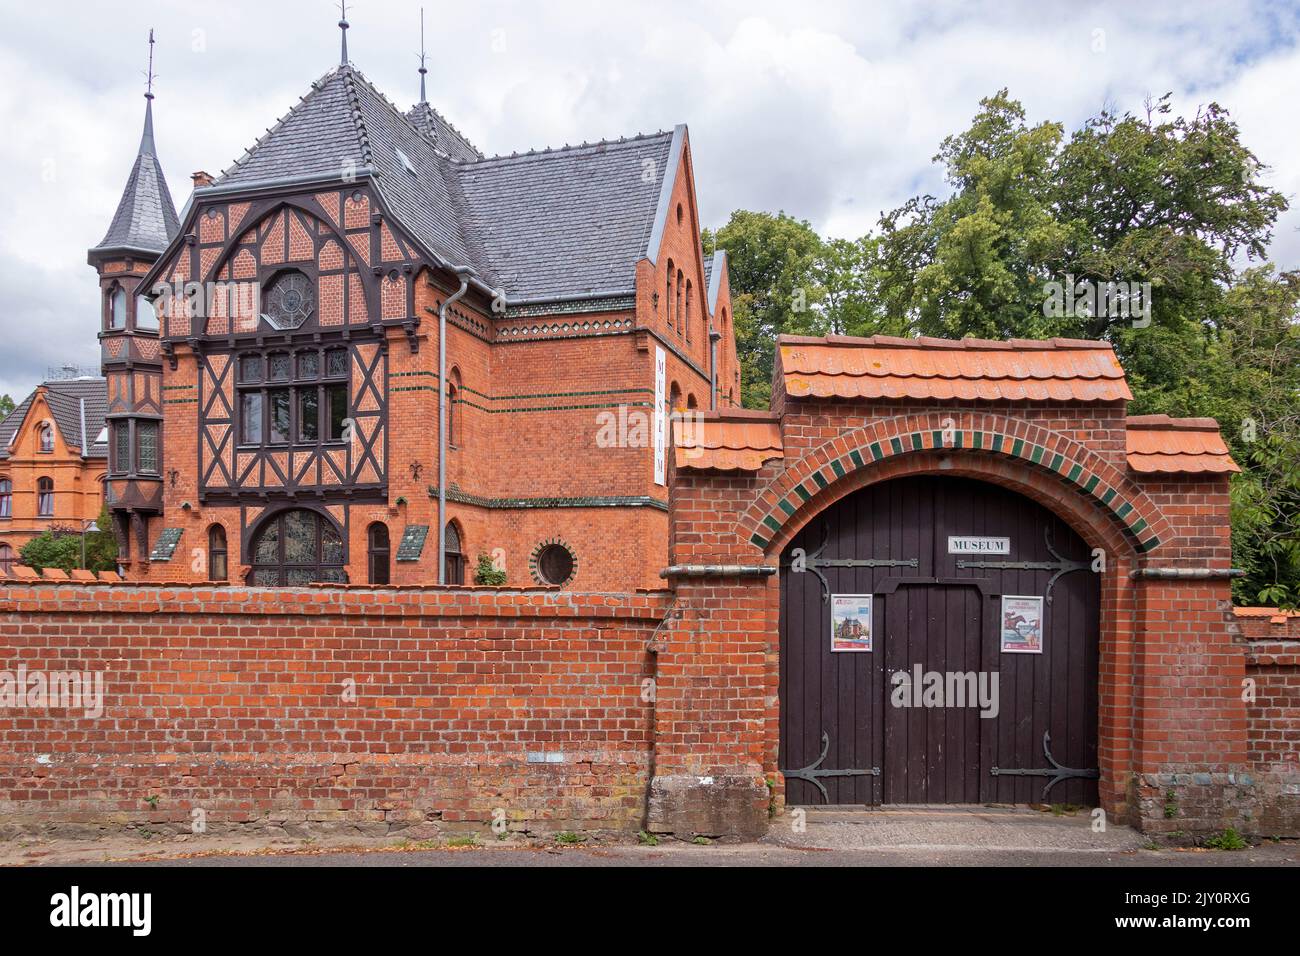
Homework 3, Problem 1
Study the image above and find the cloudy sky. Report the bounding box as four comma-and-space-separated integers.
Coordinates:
0, 0, 1297, 401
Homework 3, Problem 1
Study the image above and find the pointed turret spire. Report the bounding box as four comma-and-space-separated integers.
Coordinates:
417, 8, 428, 104
338, 0, 350, 65
88, 29, 179, 262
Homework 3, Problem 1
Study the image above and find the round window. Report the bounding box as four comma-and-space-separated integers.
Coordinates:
535, 543, 574, 586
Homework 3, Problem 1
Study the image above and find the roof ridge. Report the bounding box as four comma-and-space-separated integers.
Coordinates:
464, 129, 674, 166
219, 66, 353, 181
1126, 414, 1224, 431
779, 333, 1116, 351
407, 101, 483, 161
346, 66, 467, 167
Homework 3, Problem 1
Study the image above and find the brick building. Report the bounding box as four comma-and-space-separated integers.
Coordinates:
0, 376, 109, 572
93, 38, 736, 591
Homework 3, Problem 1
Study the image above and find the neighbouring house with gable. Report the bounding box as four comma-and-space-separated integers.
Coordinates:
0, 375, 110, 572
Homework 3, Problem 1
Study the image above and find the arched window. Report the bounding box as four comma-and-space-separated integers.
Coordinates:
249, 509, 346, 587
665, 260, 675, 329
208, 525, 228, 581
669, 382, 682, 412
447, 368, 462, 449
687, 394, 698, 410
676, 269, 684, 337
0, 543, 14, 574
39, 423, 54, 453
368, 522, 390, 585
0, 478, 10, 518
685, 280, 692, 343
108, 286, 127, 330
37, 477, 53, 516
444, 521, 464, 585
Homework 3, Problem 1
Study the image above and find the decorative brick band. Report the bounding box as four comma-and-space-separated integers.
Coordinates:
742, 413, 1168, 556
428, 485, 669, 512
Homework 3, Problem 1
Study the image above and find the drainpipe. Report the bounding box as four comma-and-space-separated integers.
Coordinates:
708, 327, 722, 410
79, 398, 88, 459
437, 268, 472, 584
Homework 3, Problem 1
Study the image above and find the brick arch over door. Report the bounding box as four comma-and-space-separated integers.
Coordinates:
741, 412, 1169, 560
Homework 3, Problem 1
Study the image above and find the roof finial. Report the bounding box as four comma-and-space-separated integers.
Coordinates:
338, 0, 350, 65
144, 28, 156, 100
140, 29, 157, 155
417, 8, 428, 104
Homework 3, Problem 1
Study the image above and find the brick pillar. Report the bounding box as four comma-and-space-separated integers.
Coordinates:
645, 575, 776, 840
1129, 577, 1253, 832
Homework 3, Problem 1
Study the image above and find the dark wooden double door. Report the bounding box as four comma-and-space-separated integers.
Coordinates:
779, 477, 1099, 806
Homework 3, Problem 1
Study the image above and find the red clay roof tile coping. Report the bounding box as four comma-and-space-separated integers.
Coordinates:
778, 334, 1132, 403
1126, 414, 1240, 474
674, 409, 784, 473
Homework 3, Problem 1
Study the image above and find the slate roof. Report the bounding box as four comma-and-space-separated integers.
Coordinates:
674, 409, 784, 472
1126, 415, 1240, 474
0, 378, 109, 460
211, 64, 675, 302
456, 133, 673, 300
407, 102, 483, 164
778, 335, 1133, 403
91, 100, 180, 257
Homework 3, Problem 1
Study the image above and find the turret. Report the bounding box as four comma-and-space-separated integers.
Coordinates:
88, 30, 179, 573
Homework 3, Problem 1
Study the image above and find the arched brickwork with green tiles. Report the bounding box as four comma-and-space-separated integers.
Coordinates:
740, 412, 1169, 557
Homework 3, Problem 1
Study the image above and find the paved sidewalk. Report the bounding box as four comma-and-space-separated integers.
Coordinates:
2, 806, 1295, 866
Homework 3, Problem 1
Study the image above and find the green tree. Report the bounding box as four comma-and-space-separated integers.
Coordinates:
19, 507, 118, 573
0, 394, 14, 421
707, 211, 824, 408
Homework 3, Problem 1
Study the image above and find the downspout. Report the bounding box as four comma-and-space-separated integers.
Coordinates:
79, 398, 87, 460
437, 268, 472, 584
708, 328, 721, 410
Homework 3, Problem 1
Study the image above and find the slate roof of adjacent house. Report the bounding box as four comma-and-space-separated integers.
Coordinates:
0, 378, 109, 460
674, 409, 784, 472
778, 335, 1133, 403
1126, 415, 1240, 474
91, 99, 180, 257
210, 64, 675, 302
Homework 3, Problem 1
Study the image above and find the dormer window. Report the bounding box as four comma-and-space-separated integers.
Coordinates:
108, 286, 127, 330
38, 423, 54, 453
395, 147, 417, 176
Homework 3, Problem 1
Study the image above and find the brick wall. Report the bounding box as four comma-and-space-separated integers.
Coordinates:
0, 581, 668, 838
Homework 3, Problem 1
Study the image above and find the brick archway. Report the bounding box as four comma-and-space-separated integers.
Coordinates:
740, 412, 1169, 560
731, 412, 1164, 819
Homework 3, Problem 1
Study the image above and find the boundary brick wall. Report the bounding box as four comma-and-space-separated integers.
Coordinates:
0, 582, 669, 839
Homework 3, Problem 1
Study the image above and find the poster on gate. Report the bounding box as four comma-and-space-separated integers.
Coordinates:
830, 594, 873, 652
1000, 595, 1044, 654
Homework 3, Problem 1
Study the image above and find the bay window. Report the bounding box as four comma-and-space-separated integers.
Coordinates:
237, 347, 349, 449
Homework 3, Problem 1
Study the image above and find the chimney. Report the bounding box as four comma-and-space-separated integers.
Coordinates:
192, 170, 215, 188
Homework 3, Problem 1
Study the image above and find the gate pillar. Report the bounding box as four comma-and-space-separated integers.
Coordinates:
645, 572, 778, 841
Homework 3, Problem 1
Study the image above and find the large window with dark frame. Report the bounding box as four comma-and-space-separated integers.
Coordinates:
109, 420, 160, 476
237, 347, 349, 450
249, 508, 346, 587
0, 478, 10, 519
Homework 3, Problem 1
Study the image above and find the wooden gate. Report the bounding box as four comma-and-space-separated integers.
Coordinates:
778, 476, 1099, 806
